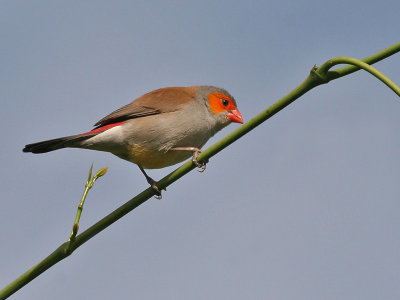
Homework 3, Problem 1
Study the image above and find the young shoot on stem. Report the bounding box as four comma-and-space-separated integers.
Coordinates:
67, 164, 108, 250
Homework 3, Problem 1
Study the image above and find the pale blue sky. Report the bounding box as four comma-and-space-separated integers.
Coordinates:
1, 1, 399, 299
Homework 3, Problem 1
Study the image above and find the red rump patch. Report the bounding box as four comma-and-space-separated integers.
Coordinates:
80, 122, 124, 136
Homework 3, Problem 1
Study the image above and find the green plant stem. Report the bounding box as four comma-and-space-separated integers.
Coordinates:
1, 41, 399, 300
68, 166, 108, 248
67, 164, 94, 246
316, 57, 400, 96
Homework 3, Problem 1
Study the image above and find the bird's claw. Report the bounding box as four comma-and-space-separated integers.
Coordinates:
145, 177, 162, 199
192, 150, 208, 172
171, 147, 208, 172
138, 165, 165, 199
150, 183, 163, 200
148, 179, 167, 200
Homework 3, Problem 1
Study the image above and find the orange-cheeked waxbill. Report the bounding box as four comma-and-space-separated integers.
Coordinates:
23, 86, 243, 198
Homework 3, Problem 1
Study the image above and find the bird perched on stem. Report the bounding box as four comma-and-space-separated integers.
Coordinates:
23, 86, 243, 198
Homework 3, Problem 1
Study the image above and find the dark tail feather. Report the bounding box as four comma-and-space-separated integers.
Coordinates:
23, 134, 94, 154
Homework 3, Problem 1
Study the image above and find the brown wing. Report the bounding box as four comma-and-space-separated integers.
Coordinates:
94, 86, 197, 127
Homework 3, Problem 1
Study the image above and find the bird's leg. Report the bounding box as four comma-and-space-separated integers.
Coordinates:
171, 147, 208, 172
138, 165, 162, 199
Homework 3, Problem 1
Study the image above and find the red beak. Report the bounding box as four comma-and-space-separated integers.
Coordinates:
227, 109, 243, 124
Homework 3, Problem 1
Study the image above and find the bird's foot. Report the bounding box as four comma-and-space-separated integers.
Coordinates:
139, 165, 163, 199
191, 149, 207, 172
146, 177, 163, 200
172, 147, 208, 172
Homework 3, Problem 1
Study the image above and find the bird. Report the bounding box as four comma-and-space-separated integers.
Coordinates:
23, 85, 243, 198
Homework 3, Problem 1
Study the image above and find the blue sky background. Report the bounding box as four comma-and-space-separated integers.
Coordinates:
1, 1, 399, 299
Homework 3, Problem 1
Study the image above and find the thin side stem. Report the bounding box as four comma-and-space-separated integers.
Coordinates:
327, 42, 400, 78
317, 57, 400, 96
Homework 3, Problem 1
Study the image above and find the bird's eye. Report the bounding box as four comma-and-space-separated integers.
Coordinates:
221, 98, 230, 107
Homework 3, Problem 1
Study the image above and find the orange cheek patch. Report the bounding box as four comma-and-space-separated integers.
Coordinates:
207, 92, 237, 115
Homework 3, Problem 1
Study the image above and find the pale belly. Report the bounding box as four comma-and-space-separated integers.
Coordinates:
116, 143, 196, 169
